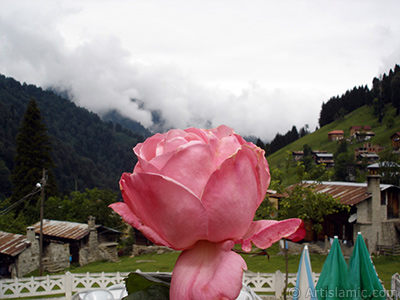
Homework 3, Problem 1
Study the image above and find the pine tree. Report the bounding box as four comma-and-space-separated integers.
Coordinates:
10, 98, 58, 224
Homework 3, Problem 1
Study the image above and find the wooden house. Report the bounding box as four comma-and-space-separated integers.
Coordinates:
290, 176, 400, 253
391, 132, 400, 150
354, 143, 385, 156
349, 125, 372, 138
292, 151, 304, 161
356, 153, 380, 165
328, 130, 344, 141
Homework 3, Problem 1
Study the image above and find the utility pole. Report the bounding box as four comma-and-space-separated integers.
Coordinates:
39, 169, 46, 276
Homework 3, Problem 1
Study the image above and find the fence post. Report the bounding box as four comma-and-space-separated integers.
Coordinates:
275, 270, 284, 299
0, 278, 3, 299
65, 272, 72, 300
392, 273, 400, 299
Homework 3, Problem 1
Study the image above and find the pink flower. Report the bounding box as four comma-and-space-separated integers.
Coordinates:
110, 125, 305, 300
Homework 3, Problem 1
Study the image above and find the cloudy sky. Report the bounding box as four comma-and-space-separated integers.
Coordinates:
1, 0, 400, 141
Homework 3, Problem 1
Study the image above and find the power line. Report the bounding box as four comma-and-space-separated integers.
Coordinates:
0, 186, 42, 217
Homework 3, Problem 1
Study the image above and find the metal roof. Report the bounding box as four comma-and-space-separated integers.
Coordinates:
0, 231, 30, 257
30, 219, 122, 241
301, 181, 397, 206
328, 130, 344, 134
315, 153, 333, 158
31, 219, 89, 240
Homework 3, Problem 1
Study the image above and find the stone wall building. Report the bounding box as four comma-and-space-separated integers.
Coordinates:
300, 175, 400, 253
0, 217, 121, 278
0, 227, 39, 278
31, 216, 121, 267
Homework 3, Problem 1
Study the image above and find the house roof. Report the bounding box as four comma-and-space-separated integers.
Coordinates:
350, 125, 372, 131
314, 153, 333, 158
0, 231, 30, 257
31, 219, 121, 241
367, 161, 400, 169
358, 153, 380, 158
391, 132, 400, 138
328, 130, 344, 135
292, 151, 304, 155
32, 220, 89, 240
356, 131, 375, 136
311, 150, 327, 154
298, 181, 396, 206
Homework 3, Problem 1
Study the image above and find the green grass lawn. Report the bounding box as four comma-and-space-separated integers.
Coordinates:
29, 242, 398, 290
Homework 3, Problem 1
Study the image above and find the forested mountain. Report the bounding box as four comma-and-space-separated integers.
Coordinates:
260, 64, 400, 156
102, 109, 152, 138
319, 64, 400, 127
0, 75, 145, 199
1, 64, 399, 200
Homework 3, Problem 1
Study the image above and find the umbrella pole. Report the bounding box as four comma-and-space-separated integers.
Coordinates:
284, 240, 288, 300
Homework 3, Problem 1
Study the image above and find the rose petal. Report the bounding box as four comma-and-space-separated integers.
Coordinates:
164, 128, 187, 142
161, 143, 215, 197
285, 221, 306, 242
214, 135, 243, 167
202, 146, 265, 242
133, 133, 164, 161
118, 172, 209, 250
236, 219, 305, 252
184, 127, 210, 143
137, 151, 174, 172
209, 125, 235, 139
170, 240, 247, 300
109, 202, 172, 247
163, 135, 188, 153
136, 131, 207, 172
257, 154, 271, 205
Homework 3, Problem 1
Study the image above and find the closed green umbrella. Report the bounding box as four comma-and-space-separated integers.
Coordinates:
348, 232, 386, 300
315, 236, 352, 300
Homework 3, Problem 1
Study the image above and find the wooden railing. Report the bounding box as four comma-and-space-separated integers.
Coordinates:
376, 244, 400, 256
0, 271, 316, 299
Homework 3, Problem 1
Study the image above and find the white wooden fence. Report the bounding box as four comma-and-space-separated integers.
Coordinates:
0, 272, 129, 300
3, 271, 396, 300
0, 271, 315, 300
391, 273, 400, 300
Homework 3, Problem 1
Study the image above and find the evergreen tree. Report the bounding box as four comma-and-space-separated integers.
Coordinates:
301, 144, 313, 173
333, 140, 355, 181
391, 72, 400, 115
256, 138, 265, 152
10, 98, 58, 223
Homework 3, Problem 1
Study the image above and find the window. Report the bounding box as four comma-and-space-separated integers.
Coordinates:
387, 192, 400, 219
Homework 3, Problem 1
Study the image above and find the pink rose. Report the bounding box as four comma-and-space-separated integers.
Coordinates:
110, 125, 305, 300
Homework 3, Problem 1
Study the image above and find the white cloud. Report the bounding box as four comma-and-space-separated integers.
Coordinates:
1, 0, 400, 141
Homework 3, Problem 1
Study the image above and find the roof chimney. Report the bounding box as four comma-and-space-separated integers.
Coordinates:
367, 174, 382, 251
88, 215, 96, 230
26, 226, 36, 242
367, 174, 381, 194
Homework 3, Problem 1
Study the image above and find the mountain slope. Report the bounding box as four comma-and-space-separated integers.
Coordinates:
266, 104, 400, 187
0, 75, 144, 199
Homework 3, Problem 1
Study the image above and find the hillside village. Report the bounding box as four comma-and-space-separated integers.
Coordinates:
263, 124, 400, 261
292, 125, 400, 169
